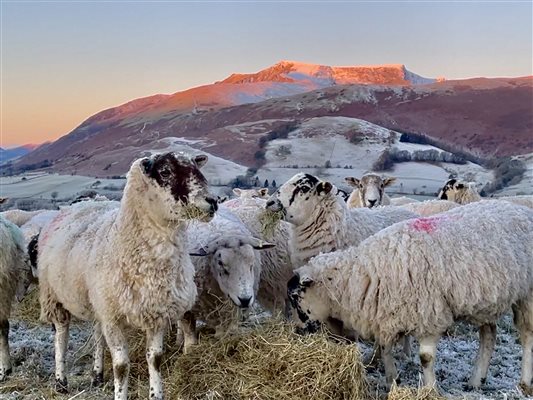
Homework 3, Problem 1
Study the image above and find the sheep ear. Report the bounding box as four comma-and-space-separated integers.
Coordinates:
300, 276, 314, 288
258, 188, 269, 197
194, 154, 208, 168
217, 196, 228, 203
141, 158, 153, 174
189, 247, 210, 257
456, 183, 465, 189
344, 177, 360, 188
316, 181, 333, 195
383, 177, 396, 187
249, 238, 276, 250
233, 188, 242, 196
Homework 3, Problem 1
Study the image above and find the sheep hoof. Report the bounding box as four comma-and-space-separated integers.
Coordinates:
91, 371, 104, 387
55, 377, 68, 393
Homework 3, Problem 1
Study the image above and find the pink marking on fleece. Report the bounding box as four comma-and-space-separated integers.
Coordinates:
40, 211, 68, 245
410, 216, 446, 234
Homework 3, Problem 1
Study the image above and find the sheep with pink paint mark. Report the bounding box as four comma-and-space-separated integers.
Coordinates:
289, 200, 533, 390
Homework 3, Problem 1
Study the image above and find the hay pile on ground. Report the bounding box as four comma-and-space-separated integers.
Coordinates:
163, 320, 369, 400
386, 384, 447, 400
11, 285, 41, 324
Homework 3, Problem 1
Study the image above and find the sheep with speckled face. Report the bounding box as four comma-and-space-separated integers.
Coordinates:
289, 200, 533, 390
345, 174, 396, 209
438, 178, 533, 208
37, 152, 217, 400
266, 172, 417, 268
0, 216, 33, 382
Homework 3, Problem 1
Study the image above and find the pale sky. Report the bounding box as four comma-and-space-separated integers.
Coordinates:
1, 1, 532, 147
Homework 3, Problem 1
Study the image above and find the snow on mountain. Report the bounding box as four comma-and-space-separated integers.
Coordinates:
220, 60, 437, 86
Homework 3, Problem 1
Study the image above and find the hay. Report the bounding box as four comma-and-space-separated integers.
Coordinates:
387, 384, 447, 400
165, 319, 369, 400
11, 285, 41, 325
183, 204, 213, 222
258, 209, 283, 238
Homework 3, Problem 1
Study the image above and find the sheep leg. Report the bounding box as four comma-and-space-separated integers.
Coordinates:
364, 342, 381, 371
146, 327, 165, 400
0, 320, 11, 382
419, 335, 439, 387
381, 342, 398, 386
468, 323, 496, 388
513, 300, 533, 388
102, 322, 129, 400
180, 311, 197, 355
175, 321, 184, 348
519, 330, 533, 387
91, 321, 105, 387
401, 334, 412, 360
54, 320, 70, 393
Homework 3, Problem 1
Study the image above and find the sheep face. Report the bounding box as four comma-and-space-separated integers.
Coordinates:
139, 152, 217, 222
191, 236, 275, 308
265, 173, 332, 225
437, 179, 464, 201
287, 273, 331, 335
232, 188, 269, 200
345, 174, 395, 208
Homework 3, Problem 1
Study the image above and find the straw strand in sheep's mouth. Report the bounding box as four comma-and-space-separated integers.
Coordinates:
259, 209, 284, 237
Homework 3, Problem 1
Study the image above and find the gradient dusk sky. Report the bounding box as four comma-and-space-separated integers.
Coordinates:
1, 1, 532, 147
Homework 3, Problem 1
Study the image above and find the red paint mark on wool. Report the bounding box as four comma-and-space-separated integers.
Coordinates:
41, 211, 67, 245
410, 216, 444, 233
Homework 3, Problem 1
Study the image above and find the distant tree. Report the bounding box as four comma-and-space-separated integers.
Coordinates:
271, 180, 277, 188
264, 179, 269, 188
254, 177, 259, 187
325, 160, 332, 168
51, 191, 58, 200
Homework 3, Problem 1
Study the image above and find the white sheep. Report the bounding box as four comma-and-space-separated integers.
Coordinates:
228, 202, 294, 314
224, 188, 270, 209
37, 152, 218, 400
345, 174, 396, 208
389, 196, 419, 206
0, 216, 32, 381
0, 209, 47, 227
288, 200, 533, 389
178, 207, 274, 352
496, 195, 533, 209
266, 173, 417, 268
400, 199, 459, 217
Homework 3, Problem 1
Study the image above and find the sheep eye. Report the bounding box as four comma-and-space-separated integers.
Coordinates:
223, 268, 230, 276
159, 169, 171, 179
381, 184, 384, 188
301, 187, 309, 194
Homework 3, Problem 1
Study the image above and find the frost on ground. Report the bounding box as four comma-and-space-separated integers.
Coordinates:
0, 311, 529, 399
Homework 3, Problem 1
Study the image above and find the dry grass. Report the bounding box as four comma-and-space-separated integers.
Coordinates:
11, 284, 41, 325
386, 384, 447, 400
163, 320, 369, 400
258, 209, 283, 238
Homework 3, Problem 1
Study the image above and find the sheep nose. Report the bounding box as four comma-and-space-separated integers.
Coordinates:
266, 199, 281, 211
368, 199, 377, 207
238, 296, 252, 308
205, 196, 218, 212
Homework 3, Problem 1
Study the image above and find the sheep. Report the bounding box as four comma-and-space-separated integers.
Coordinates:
400, 199, 459, 217
437, 178, 481, 204
345, 174, 396, 208
0, 216, 33, 381
37, 152, 218, 399
178, 207, 274, 352
228, 202, 294, 314
496, 195, 533, 209
288, 200, 533, 389
224, 188, 269, 209
389, 196, 419, 206
266, 173, 417, 268
20, 210, 60, 244
1, 209, 47, 227
438, 178, 533, 208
